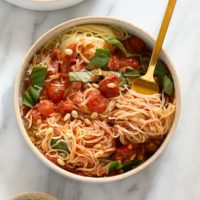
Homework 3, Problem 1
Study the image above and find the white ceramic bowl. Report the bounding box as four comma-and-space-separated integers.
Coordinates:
14, 16, 181, 183
5, 0, 84, 11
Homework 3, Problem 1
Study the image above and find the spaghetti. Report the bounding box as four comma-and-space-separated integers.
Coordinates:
21, 24, 175, 177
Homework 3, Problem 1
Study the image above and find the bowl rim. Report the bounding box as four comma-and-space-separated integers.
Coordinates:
14, 16, 181, 183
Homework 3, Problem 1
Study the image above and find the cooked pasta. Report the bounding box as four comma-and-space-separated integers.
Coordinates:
21, 24, 175, 177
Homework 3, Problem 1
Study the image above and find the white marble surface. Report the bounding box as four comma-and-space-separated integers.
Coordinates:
0, 0, 199, 199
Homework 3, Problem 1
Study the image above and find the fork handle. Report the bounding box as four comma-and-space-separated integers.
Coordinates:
146, 0, 177, 81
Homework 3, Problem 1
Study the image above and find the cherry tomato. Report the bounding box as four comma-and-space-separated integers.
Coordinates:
109, 54, 140, 71
130, 36, 145, 53
46, 82, 65, 103
108, 55, 120, 71
30, 109, 42, 121
37, 100, 54, 117
99, 75, 120, 98
119, 57, 140, 70
87, 90, 109, 113
57, 101, 74, 115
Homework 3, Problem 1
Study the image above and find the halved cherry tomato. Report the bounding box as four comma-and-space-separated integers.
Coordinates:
108, 54, 140, 71
30, 109, 42, 121
119, 57, 140, 70
46, 82, 65, 103
87, 90, 109, 113
130, 36, 145, 53
108, 55, 120, 71
99, 75, 120, 98
57, 101, 74, 115
37, 100, 54, 118
123, 36, 145, 53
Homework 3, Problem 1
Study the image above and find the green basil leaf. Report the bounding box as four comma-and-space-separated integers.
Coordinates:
68, 69, 121, 83
69, 71, 93, 82
50, 139, 70, 153
154, 60, 168, 82
163, 75, 174, 96
106, 37, 133, 57
122, 159, 142, 172
123, 67, 141, 77
154, 60, 174, 95
30, 66, 47, 87
22, 66, 47, 107
22, 86, 42, 108
87, 48, 110, 70
108, 160, 123, 173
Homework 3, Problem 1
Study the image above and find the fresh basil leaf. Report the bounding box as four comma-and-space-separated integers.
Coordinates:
106, 37, 133, 57
22, 66, 47, 107
108, 160, 123, 173
154, 60, 174, 95
122, 159, 142, 172
51, 139, 70, 153
69, 71, 93, 82
123, 67, 141, 77
163, 75, 174, 96
22, 86, 42, 108
154, 60, 168, 82
30, 66, 47, 87
68, 69, 121, 83
87, 48, 110, 70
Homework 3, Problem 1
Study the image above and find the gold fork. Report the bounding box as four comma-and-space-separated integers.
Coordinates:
131, 0, 177, 95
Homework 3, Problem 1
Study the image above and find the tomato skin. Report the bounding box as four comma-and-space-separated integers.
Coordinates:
30, 109, 42, 121
46, 82, 65, 103
99, 75, 120, 98
109, 54, 140, 71
123, 36, 145, 53
119, 57, 140, 70
57, 101, 74, 115
37, 100, 54, 118
87, 90, 109, 113
108, 55, 120, 71
130, 36, 145, 53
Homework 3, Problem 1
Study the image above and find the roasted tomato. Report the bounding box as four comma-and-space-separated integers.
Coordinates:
130, 36, 145, 53
119, 57, 140, 70
46, 81, 65, 103
29, 109, 42, 121
87, 90, 109, 113
37, 100, 54, 118
108, 55, 120, 71
99, 75, 120, 98
108, 54, 140, 71
123, 36, 145, 53
57, 101, 74, 115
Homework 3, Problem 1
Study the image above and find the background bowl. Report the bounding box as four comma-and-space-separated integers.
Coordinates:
14, 16, 181, 183
5, 0, 84, 11
10, 192, 57, 200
